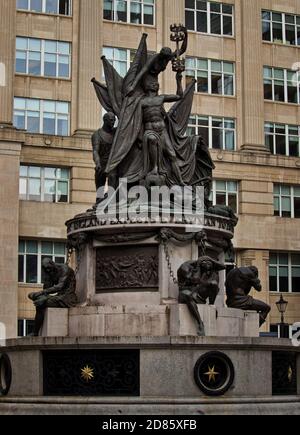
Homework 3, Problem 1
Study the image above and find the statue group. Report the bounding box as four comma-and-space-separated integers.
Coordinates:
92, 25, 215, 204
28, 24, 271, 337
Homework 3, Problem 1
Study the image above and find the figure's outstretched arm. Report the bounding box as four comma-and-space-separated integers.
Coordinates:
162, 72, 183, 102
92, 133, 102, 171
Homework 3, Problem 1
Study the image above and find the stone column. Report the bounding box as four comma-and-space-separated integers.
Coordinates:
0, 131, 23, 338
239, 1, 269, 154
73, 0, 103, 137
0, 0, 16, 127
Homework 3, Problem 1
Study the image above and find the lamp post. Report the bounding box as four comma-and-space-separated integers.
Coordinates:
276, 294, 289, 338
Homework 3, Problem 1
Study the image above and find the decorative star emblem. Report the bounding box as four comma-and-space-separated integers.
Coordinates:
81, 365, 94, 382
288, 366, 293, 383
204, 366, 219, 383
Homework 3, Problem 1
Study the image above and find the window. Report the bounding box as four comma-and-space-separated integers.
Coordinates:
264, 67, 299, 104
186, 58, 235, 96
19, 166, 70, 203
16, 37, 71, 79
265, 123, 300, 157
18, 240, 66, 284
185, 0, 233, 36
274, 185, 300, 219
269, 253, 300, 293
104, 0, 155, 26
270, 324, 291, 339
17, 0, 72, 15
188, 115, 236, 151
210, 180, 238, 213
18, 319, 35, 337
14, 98, 70, 136
262, 10, 300, 46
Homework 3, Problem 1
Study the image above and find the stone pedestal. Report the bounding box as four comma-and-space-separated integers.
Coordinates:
41, 305, 259, 339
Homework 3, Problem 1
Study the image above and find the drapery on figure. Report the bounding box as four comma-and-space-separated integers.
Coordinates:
91, 30, 214, 200
92, 112, 117, 192
178, 256, 225, 336
225, 266, 271, 326
28, 258, 77, 336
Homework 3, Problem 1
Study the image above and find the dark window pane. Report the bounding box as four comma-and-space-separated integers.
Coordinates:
26, 255, 38, 284
222, 4, 232, 15
18, 255, 24, 282
16, 52, 26, 73
262, 21, 271, 41
197, 11, 207, 32
266, 134, 275, 153
223, 15, 232, 35
273, 22, 283, 42
212, 128, 222, 149
279, 267, 289, 292
144, 6, 153, 25
288, 84, 298, 103
224, 75, 234, 95
286, 25, 296, 45
210, 13, 221, 34
264, 81, 273, 100
210, 3, 220, 13
199, 126, 209, 147
274, 83, 285, 101
216, 193, 226, 206
26, 320, 35, 336
104, 0, 113, 20
292, 267, 300, 292
186, 10, 195, 31
228, 194, 237, 213
211, 73, 222, 94
197, 75, 208, 92
289, 138, 299, 157
43, 115, 56, 135
275, 134, 286, 155
294, 197, 300, 218
269, 275, 277, 292
185, 0, 195, 9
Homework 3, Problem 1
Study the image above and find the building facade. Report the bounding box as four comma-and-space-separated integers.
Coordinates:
0, 0, 300, 339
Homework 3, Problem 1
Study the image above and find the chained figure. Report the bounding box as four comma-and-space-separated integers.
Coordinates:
178, 256, 225, 336
28, 258, 77, 336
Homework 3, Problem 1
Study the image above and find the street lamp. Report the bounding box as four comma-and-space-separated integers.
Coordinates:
276, 294, 289, 338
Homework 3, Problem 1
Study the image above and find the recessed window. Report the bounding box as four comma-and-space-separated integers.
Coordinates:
14, 97, 70, 136
265, 123, 300, 157
19, 165, 70, 203
104, 0, 155, 26
210, 180, 239, 214
274, 184, 300, 219
264, 67, 299, 105
18, 240, 67, 284
186, 57, 235, 96
17, 0, 72, 15
185, 0, 234, 36
188, 115, 236, 151
269, 252, 300, 293
16, 37, 71, 79
262, 10, 300, 46
18, 319, 35, 337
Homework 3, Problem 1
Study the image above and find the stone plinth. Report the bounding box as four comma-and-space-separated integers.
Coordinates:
40, 305, 259, 339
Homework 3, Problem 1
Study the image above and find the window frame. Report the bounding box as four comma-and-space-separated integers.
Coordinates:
262, 9, 300, 46
18, 240, 67, 285
13, 97, 70, 136
269, 252, 300, 293
274, 184, 300, 219
16, 37, 71, 79
188, 114, 236, 151
16, 0, 72, 16
264, 66, 299, 105
185, 0, 235, 37
210, 180, 239, 214
265, 122, 300, 157
186, 57, 236, 97
19, 165, 70, 203
103, 0, 156, 26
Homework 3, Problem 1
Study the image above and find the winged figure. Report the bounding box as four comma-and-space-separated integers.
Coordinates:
91, 31, 214, 192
